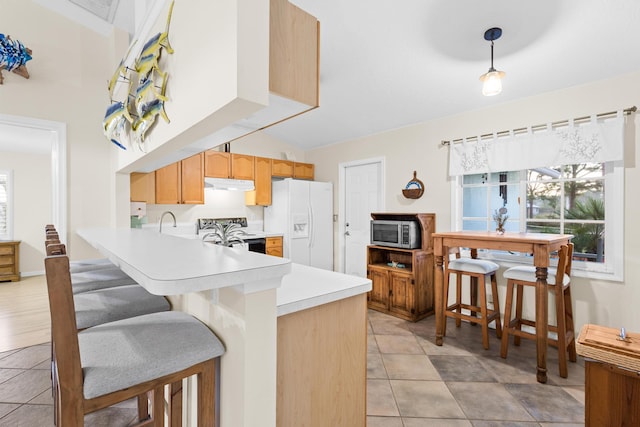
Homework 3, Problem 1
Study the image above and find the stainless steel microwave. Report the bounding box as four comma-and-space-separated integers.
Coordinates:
370, 220, 421, 249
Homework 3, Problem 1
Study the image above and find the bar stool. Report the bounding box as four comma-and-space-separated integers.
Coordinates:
444, 247, 502, 349
44, 254, 225, 426
501, 243, 576, 378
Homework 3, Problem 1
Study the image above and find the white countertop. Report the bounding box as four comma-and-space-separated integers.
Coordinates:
277, 264, 372, 316
78, 227, 291, 296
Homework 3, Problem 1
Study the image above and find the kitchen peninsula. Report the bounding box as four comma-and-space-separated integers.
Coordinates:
77, 227, 371, 427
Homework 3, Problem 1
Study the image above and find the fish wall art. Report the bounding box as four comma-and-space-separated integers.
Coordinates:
0, 34, 32, 84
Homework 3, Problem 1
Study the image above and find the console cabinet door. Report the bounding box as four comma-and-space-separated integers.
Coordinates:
388, 270, 414, 319
367, 266, 389, 312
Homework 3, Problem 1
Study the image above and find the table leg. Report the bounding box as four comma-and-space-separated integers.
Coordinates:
535, 266, 548, 383
435, 253, 444, 346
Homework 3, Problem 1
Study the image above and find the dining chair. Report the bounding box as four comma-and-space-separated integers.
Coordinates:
501, 243, 577, 378
45, 253, 225, 426
443, 247, 502, 349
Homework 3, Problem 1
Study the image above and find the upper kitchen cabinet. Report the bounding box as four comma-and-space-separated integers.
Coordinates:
204, 151, 254, 180
232, 154, 255, 180
293, 162, 314, 180
155, 153, 204, 204
246, 156, 273, 206
204, 151, 231, 178
130, 172, 156, 203
270, 0, 320, 107
272, 159, 294, 178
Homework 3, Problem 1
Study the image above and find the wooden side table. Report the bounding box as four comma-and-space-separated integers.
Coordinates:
0, 240, 20, 282
577, 324, 640, 426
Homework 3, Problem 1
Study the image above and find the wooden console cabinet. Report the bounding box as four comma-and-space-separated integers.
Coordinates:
0, 240, 20, 282
366, 213, 435, 322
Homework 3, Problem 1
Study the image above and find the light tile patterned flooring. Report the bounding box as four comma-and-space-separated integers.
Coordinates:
0, 307, 585, 426
367, 309, 585, 426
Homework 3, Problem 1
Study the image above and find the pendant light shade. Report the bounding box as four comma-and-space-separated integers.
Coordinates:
480, 27, 505, 96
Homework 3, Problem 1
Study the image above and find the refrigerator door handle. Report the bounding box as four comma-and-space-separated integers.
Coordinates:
308, 205, 314, 247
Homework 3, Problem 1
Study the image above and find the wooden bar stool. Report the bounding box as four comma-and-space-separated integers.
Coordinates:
45, 254, 225, 426
443, 248, 502, 349
501, 243, 577, 378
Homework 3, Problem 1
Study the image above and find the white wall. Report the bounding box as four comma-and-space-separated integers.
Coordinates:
0, 0, 121, 262
307, 71, 640, 332
0, 150, 51, 273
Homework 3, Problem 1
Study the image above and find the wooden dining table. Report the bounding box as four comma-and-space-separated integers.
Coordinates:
433, 231, 573, 384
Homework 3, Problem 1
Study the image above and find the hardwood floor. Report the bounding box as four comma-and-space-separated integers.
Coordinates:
0, 275, 51, 353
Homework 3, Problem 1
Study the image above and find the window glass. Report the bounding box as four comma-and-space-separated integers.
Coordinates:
458, 162, 619, 276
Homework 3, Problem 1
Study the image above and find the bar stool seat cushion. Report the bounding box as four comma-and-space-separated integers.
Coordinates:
69, 258, 114, 273
71, 267, 137, 294
74, 285, 171, 330
448, 258, 499, 274
504, 266, 570, 286
79, 311, 225, 400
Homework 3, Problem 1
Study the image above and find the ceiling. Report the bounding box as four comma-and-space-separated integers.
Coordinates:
14, 0, 640, 152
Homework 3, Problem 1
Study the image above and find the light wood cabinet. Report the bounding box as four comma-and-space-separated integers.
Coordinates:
266, 236, 283, 257
246, 156, 272, 206
277, 294, 366, 426
130, 172, 156, 203
293, 162, 314, 180
204, 151, 255, 180
0, 240, 20, 282
269, 0, 319, 108
366, 213, 436, 322
155, 153, 204, 204
272, 159, 294, 178
231, 154, 255, 180
204, 151, 230, 178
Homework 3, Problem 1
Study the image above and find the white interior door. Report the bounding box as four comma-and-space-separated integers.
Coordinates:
340, 159, 384, 277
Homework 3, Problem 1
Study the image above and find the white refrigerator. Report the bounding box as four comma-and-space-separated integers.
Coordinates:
265, 179, 333, 270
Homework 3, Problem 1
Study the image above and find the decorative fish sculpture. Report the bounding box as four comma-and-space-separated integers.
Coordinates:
103, 100, 134, 150
132, 98, 170, 146
0, 34, 32, 84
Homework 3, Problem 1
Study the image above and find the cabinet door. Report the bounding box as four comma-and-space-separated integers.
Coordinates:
181, 153, 204, 204
367, 267, 389, 312
130, 172, 155, 203
272, 159, 294, 177
231, 154, 255, 180
246, 156, 272, 206
388, 270, 414, 318
155, 162, 181, 204
293, 162, 314, 180
266, 236, 283, 257
204, 151, 230, 178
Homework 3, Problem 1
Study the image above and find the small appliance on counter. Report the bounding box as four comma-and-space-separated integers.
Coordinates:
196, 217, 266, 253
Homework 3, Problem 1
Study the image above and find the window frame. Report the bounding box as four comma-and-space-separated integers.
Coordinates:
0, 169, 14, 241
451, 160, 624, 282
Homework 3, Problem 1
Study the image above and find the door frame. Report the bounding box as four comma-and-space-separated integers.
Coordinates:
0, 113, 67, 244
337, 157, 385, 274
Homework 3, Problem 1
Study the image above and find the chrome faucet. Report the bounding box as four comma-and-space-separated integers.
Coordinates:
159, 211, 176, 233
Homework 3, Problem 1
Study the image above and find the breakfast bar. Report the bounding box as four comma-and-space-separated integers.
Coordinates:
77, 227, 371, 427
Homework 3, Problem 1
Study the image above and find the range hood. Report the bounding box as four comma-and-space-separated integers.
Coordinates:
204, 177, 255, 191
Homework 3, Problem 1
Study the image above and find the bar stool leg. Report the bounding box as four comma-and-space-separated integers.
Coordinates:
554, 287, 569, 378
478, 274, 490, 350
490, 273, 502, 338
455, 274, 463, 327
565, 286, 577, 362
514, 284, 524, 347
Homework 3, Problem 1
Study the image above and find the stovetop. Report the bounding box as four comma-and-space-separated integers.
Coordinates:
196, 217, 266, 239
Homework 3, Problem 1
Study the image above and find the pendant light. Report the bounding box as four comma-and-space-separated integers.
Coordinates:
479, 27, 505, 96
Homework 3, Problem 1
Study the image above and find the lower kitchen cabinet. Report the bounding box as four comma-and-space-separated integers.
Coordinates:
266, 236, 283, 257
366, 245, 434, 322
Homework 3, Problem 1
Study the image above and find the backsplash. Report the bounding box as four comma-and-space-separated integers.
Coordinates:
142, 188, 264, 226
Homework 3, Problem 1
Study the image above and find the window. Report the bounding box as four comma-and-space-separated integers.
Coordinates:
454, 161, 623, 280
0, 170, 12, 240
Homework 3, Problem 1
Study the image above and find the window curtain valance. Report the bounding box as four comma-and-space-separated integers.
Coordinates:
448, 111, 625, 176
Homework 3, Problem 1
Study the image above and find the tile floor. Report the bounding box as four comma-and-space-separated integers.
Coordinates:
0, 310, 585, 426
